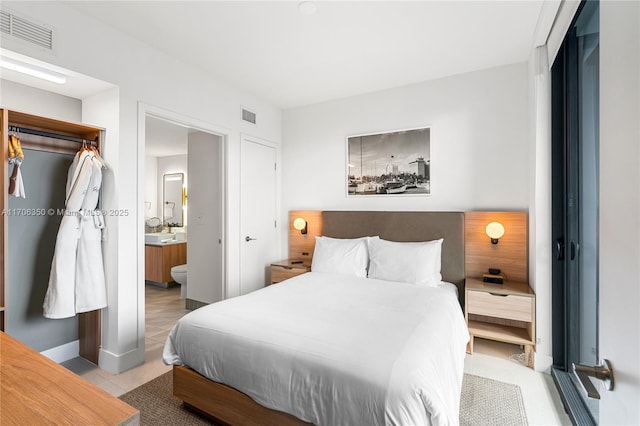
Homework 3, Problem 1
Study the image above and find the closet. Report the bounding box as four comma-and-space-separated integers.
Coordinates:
1, 109, 103, 364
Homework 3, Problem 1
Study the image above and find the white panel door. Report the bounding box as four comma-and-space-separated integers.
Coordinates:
240, 136, 278, 295
599, 1, 640, 424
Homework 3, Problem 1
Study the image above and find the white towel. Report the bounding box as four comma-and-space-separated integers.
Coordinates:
164, 205, 174, 219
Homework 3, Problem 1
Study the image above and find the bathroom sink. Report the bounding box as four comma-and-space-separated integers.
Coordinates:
145, 233, 175, 243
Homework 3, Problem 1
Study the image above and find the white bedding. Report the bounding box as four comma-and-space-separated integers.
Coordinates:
163, 272, 469, 426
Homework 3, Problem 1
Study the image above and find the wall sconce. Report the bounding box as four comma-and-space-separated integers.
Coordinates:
293, 217, 308, 234
486, 222, 505, 244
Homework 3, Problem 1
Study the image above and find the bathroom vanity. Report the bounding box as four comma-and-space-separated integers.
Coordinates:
145, 241, 187, 286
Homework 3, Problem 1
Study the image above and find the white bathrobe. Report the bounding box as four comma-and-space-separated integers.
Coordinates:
43, 150, 107, 319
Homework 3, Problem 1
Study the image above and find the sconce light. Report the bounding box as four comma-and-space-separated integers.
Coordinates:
485, 222, 505, 244
293, 217, 308, 234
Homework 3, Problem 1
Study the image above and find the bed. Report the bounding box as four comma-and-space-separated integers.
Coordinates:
163, 211, 469, 425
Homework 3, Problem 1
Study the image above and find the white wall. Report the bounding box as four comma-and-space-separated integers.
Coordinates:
281, 62, 529, 243
599, 1, 640, 423
187, 132, 223, 304
282, 62, 528, 213
144, 156, 158, 219
2, 1, 281, 373
1, 80, 82, 121
81, 87, 128, 365
527, 45, 553, 372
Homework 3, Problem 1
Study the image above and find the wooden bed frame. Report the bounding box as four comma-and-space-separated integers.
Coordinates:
173, 211, 465, 425
173, 365, 310, 426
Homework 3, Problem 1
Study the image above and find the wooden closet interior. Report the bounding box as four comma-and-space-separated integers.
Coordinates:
1, 109, 103, 364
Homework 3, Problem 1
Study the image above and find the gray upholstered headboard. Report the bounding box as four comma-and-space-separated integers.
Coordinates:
321, 211, 465, 303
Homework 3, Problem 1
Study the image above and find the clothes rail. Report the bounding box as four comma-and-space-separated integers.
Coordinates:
9, 126, 98, 146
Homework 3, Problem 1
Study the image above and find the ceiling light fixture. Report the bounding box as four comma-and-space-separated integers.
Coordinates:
0, 56, 67, 84
298, 1, 317, 16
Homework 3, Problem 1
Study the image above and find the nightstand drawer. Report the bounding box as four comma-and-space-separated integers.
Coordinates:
271, 265, 308, 283
467, 291, 532, 322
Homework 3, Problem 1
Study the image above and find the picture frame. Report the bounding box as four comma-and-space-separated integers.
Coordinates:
346, 127, 431, 196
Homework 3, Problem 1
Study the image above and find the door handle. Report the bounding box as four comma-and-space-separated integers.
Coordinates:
555, 239, 565, 261
245, 236, 257, 242
570, 240, 580, 260
572, 359, 614, 400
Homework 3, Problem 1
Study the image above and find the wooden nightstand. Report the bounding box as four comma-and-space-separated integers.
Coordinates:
465, 277, 536, 367
270, 260, 311, 284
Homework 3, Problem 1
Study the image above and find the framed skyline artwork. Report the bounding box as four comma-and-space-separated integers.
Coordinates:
346, 127, 431, 196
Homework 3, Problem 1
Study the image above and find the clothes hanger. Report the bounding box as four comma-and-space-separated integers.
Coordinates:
89, 138, 109, 169
7, 132, 25, 197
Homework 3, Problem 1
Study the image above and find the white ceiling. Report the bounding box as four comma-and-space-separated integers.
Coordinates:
65, 0, 545, 110
3, 2, 545, 157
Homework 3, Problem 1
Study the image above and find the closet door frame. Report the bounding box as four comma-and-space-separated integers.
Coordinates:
0, 109, 103, 363
1, 109, 8, 331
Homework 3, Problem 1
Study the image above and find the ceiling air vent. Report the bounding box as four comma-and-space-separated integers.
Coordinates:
0, 10, 54, 50
241, 108, 256, 125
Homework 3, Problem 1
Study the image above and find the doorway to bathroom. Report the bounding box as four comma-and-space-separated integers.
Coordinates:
141, 108, 226, 357
144, 116, 189, 299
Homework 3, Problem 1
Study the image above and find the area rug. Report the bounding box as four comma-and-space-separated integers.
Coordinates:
460, 374, 528, 426
120, 372, 528, 425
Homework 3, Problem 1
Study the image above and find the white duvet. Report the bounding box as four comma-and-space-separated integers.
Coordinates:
163, 272, 469, 426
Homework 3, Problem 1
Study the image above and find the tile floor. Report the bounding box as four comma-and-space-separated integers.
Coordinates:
465, 339, 571, 425
62, 284, 189, 396
64, 285, 571, 425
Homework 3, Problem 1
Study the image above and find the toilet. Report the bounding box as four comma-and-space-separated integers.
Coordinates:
171, 264, 187, 299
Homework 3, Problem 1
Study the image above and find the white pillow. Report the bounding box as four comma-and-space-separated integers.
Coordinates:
311, 236, 370, 277
367, 238, 443, 286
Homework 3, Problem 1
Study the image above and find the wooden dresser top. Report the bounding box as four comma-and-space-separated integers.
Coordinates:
0, 331, 139, 425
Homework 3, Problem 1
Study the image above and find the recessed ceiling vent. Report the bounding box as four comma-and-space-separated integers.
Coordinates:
0, 10, 54, 50
241, 108, 256, 125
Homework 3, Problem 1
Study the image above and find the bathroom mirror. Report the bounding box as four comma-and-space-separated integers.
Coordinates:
163, 173, 184, 227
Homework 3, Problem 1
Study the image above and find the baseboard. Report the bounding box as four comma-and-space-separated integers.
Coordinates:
534, 352, 553, 373
98, 345, 145, 374
145, 280, 176, 289
40, 340, 79, 363
186, 298, 208, 310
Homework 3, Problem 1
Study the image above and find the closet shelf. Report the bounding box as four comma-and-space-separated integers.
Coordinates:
8, 110, 101, 141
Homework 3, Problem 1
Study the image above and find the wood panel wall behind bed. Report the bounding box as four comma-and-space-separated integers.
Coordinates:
288, 210, 323, 261
464, 211, 528, 283
288, 210, 466, 304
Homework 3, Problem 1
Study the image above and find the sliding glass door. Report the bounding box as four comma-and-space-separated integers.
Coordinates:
551, 0, 599, 423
